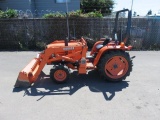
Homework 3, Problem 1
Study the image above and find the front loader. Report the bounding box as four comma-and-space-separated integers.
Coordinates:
15, 9, 133, 87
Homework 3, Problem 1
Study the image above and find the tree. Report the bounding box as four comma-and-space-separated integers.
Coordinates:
147, 10, 152, 16
80, 0, 114, 15
133, 11, 137, 17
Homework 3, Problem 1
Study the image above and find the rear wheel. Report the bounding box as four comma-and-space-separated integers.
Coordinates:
98, 50, 132, 82
50, 65, 69, 83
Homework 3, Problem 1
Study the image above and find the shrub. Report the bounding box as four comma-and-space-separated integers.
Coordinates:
43, 10, 103, 18
5, 9, 18, 18
87, 11, 103, 18
0, 10, 4, 18
0, 9, 18, 18
68, 10, 84, 17
43, 12, 65, 18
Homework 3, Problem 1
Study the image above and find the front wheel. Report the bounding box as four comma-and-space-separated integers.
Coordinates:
50, 65, 69, 83
98, 51, 133, 82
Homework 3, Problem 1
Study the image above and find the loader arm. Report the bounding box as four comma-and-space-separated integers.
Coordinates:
15, 48, 63, 87
15, 51, 50, 87
15, 53, 60, 87
15, 38, 86, 87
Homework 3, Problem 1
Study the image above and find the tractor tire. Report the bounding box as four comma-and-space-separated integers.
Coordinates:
50, 65, 69, 83
98, 50, 133, 82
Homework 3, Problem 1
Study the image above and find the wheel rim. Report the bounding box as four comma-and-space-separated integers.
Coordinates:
105, 56, 129, 79
54, 70, 67, 82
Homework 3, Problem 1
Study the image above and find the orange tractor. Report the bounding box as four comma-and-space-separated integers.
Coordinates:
15, 9, 133, 87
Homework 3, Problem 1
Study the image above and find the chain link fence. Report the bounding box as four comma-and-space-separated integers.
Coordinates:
0, 14, 160, 51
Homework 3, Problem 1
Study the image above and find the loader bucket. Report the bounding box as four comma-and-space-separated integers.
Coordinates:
15, 58, 41, 88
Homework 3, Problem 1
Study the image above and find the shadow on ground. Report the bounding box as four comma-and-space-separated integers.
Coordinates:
13, 70, 129, 101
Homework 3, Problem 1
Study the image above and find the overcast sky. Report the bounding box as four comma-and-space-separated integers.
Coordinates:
113, 0, 160, 16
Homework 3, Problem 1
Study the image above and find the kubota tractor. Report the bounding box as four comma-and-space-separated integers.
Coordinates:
15, 9, 133, 87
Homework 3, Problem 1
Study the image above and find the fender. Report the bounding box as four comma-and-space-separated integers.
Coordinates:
90, 38, 108, 55
90, 41, 103, 55
93, 44, 132, 66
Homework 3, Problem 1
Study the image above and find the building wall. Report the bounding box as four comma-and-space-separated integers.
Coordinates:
0, 0, 80, 13
0, 0, 31, 11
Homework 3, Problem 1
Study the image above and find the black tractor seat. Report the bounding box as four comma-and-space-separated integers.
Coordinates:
96, 38, 111, 49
